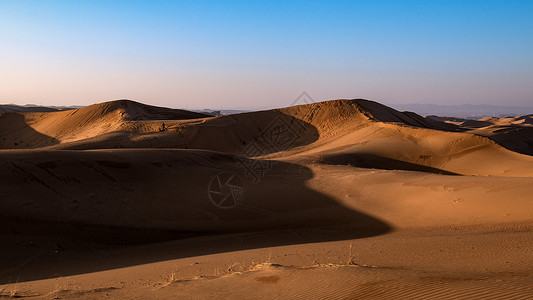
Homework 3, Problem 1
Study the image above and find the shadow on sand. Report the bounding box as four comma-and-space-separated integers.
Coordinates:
0, 112, 391, 284
319, 153, 459, 175
484, 126, 533, 156
0, 149, 391, 284
0, 113, 59, 149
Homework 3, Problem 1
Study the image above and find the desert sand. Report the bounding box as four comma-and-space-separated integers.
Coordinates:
1, 99, 533, 299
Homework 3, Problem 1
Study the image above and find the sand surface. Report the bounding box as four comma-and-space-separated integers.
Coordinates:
1, 99, 533, 299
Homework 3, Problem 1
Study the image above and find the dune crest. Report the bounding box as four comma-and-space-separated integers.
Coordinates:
0, 100, 209, 148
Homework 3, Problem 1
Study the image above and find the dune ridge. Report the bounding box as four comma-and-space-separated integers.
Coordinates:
1, 98, 533, 299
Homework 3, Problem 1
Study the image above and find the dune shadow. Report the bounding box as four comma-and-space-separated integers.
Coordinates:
0, 148, 391, 284
0, 113, 60, 149
481, 126, 533, 156
53, 110, 321, 153
459, 120, 494, 128
158, 110, 321, 155
319, 153, 459, 175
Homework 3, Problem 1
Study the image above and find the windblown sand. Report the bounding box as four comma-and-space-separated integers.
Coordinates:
1, 99, 533, 299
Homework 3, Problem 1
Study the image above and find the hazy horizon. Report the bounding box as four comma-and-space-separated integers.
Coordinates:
3, 96, 533, 113
1, 1, 532, 108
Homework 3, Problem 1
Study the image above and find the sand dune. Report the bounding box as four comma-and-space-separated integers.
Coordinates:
5, 99, 532, 177
0, 100, 209, 149
433, 114, 533, 156
1, 99, 533, 299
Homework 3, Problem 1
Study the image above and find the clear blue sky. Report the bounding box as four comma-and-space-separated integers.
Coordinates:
1, 0, 532, 109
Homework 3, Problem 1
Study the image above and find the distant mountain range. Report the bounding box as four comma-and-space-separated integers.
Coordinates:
192, 109, 251, 116
0, 104, 82, 113
391, 103, 533, 119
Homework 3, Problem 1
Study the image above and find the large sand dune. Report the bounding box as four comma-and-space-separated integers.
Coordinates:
1, 99, 533, 299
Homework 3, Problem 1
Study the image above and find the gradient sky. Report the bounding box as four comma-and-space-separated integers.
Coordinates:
1, 0, 532, 109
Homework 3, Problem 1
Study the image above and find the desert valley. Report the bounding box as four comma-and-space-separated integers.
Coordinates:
0, 98, 533, 299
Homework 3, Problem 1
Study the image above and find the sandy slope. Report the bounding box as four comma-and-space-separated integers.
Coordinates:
456, 115, 533, 157
426, 114, 533, 156
0, 100, 209, 149
1, 99, 533, 299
